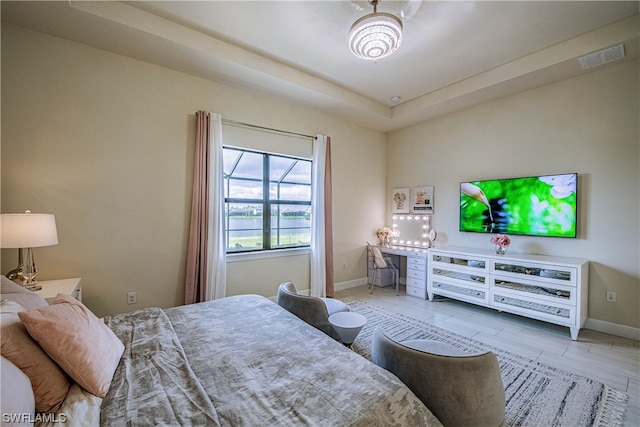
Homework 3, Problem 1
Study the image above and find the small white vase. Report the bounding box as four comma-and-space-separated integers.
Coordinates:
495, 245, 506, 255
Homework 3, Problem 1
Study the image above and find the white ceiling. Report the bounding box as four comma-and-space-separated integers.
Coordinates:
2, 1, 639, 131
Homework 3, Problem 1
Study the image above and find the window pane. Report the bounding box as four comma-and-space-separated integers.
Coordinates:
270, 182, 311, 201
223, 149, 241, 176
229, 178, 263, 199
271, 204, 311, 248
270, 156, 296, 182
226, 203, 263, 252
286, 161, 311, 185
234, 151, 263, 179
224, 148, 264, 200
270, 156, 311, 185
269, 156, 311, 201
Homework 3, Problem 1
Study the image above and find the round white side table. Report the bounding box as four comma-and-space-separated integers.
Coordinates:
329, 312, 367, 346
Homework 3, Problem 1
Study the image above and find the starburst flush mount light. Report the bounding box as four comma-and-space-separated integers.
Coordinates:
349, 0, 403, 61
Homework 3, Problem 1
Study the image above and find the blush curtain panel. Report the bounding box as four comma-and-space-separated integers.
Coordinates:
310, 135, 334, 298
185, 111, 227, 304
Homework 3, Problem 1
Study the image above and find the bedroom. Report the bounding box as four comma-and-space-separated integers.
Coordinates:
0, 0, 638, 420
1, 0, 638, 425
1, 0, 637, 334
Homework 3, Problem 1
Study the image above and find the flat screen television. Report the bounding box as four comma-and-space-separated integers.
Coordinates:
460, 173, 577, 238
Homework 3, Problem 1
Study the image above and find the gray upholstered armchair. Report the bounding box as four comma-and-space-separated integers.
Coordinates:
372, 328, 505, 427
276, 281, 350, 340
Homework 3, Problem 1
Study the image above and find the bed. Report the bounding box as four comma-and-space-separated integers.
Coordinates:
1, 276, 441, 426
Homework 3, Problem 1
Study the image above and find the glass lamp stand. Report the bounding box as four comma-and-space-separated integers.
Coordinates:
22, 248, 42, 291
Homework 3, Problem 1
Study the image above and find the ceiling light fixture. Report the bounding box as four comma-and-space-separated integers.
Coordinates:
349, 0, 403, 61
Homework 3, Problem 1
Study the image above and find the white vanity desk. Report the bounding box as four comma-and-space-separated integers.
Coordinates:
367, 245, 429, 299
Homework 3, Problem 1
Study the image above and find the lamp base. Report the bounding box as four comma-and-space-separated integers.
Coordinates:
6, 265, 25, 285
5, 266, 41, 291
6, 248, 25, 285
24, 281, 42, 292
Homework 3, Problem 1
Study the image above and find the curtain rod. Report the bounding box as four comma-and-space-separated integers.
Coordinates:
221, 119, 315, 140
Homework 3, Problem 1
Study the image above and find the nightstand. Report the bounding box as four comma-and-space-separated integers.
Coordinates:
34, 278, 82, 302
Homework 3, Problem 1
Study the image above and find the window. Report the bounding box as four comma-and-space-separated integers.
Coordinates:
223, 147, 312, 253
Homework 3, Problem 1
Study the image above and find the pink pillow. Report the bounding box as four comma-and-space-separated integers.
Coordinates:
18, 294, 124, 398
1, 299, 71, 413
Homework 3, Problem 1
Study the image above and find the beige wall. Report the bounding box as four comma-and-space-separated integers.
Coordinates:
2, 23, 638, 334
1, 24, 385, 317
387, 59, 640, 330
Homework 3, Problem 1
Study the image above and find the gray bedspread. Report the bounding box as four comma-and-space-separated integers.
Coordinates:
102, 294, 441, 426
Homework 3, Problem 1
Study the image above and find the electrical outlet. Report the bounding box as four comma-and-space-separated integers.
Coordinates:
606, 291, 617, 303
127, 292, 137, 305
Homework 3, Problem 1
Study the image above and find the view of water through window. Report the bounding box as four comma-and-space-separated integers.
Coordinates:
224, 147, 312, 252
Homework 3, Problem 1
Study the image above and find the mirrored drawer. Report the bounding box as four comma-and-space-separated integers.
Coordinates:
492, 292, 574, 323
491, 276, 575, 305
432, 281, 488, 303
431, 253, 489, 272
492, 261, 576, 287
431, 268, 488, 287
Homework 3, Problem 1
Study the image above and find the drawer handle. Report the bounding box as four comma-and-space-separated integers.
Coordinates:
500, 297, 505, 302
556, 309, 561, 314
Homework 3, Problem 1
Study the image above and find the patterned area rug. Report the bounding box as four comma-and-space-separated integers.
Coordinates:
346, 298, 629, 427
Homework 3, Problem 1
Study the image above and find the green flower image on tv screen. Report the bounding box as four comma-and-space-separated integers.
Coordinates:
460, 173, 577, 238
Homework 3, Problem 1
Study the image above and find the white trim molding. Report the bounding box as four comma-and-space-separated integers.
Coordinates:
584, 318, 640, 342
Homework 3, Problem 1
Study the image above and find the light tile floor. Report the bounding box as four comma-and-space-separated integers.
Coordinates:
336, 285, 640, 427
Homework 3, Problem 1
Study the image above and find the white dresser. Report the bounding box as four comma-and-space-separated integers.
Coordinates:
367, 245, 429, 299
427, 247, 588, 340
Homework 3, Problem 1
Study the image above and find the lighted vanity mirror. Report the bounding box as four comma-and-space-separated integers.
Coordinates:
392, 215, 431, 247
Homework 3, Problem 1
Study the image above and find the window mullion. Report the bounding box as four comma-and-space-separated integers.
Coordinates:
262, 154, 270, 250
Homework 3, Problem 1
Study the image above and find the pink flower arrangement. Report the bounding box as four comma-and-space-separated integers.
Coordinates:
490, 234, 511, 248
376, 227, 393, 239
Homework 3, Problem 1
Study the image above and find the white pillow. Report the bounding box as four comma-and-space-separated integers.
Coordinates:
372, 246, 388, 268
1, 356, 35, 426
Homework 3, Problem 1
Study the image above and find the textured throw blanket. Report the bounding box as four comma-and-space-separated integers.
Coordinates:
102, 295, 441, 426
102, 308, 220, 426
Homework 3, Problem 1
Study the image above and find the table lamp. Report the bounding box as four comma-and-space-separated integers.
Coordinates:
1, 211, 59, 291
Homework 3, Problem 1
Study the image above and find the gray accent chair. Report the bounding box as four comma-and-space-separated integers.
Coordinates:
372, 328, 505, 427
276, 281, 350, 341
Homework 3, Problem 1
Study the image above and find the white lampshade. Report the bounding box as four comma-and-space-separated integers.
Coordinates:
1, 213, 59, 248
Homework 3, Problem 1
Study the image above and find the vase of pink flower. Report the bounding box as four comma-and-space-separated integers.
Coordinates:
490, 234, 510, 255
376, 227, 393, 247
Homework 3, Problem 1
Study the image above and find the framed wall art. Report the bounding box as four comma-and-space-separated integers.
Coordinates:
413, 186, 434, 214
391, 187, 410, 213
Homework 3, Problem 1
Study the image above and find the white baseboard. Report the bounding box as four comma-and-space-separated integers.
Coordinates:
291, 278, 366, 297
584, 318, 640, 341
334, 278, 367, 292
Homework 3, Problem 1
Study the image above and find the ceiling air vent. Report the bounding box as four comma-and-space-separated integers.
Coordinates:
579, 44, 625, 70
